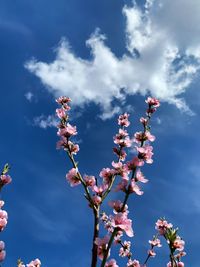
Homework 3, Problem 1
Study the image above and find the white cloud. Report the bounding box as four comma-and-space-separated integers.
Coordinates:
33, 115, 57, 129
25, 91, 33, 102
25, 0, 200, 118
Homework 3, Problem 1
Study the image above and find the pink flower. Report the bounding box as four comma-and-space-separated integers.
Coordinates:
56, 108, 66, 119
149, 238, 162, 247
134, 131, 155, 143
135, 170, 148, 183
111, 212, 134, 237
140, 117, 148, 126
0, 175, 12, 187
100, 168, 115, 184
114, 136, 132, 148
0, 250, 6, 262
173, 236, 185, 251
136, 145, 153, 164
92, 184, 108, 195
167, 262, 184, 267
84, 175, 96, 187
92, 195, 102, 206
126, 157, 144, 170
95, 236, 110, 260
0, 209, 8, 231
148, 249, 156, 257
66, 168, 81, 187
115, 180, 128, 192
127, 259, 141, 267
155, 219, 173, 235
56, 96, 71, 105
112, 162, 129, 180
118, 113, 130, 127
145, 97, 160, 108
119, 241, 131, 257
0, 201, 4, 209
57, 123, 77, 138
105, 259, 119, 267
0, 241, 5, 251
26, 258, 41, 267
129, 180, 143, 195
109, 200, 128, 214
68, 141, 79, 154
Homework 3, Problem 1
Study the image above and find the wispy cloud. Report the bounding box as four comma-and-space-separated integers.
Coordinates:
33, 114, 58, 129
25, 91, 34, 102
24, 204, 74, 243
25, 0, 200, 118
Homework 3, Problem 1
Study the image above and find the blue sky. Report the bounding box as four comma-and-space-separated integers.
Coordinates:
0, 0, 200, 266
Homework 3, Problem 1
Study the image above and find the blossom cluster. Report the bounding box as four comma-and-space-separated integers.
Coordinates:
155, 218, 186, 266
0, 164, 12, 263
18, 258, 41, 267
56, 96, 185, 267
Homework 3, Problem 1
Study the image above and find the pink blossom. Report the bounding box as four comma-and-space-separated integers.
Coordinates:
175, 251, 186, 260
26, 258, 41, 267
0, 241, 5, 251
84, 175, 96, 187
177, 262, 184, 267
140, 117, 148, 126
145, 97, 160, 108
115, 180, 128, 192
167, 262, 184, 267
114, 133, 132, 148
109, 200, 128, 214
0, 209, 8, 231
0, 175, 12, 187
155, 219, 173, 235
92, 195, 102, 205
118, 113, 130, 127
148, 249, 156, 257
173, 236, 185, 251
149, 238, 162, 247
95, 236, 110, 260
112, 162, 129, 180
56, 138, 67, 150
92, 184, 108, 195
0, 250, 5, 262
129, 180, 143, 195
135, 170, 148, 183
105, 259, 119, 267
68, 141, 79, 154
119, 241, 131, 257
56, 96, 71, 105
57, 123, 77, 138
66, 168, 81, 187
111, 212, 134, 237
136, 145, 153, 164
56, 108, 66, 119
101, 212, 108, 222
134, 131, 155, 143
127, 259, 141, 267
100, 168, 115, 184
0, 201, 4, 209
126, 157, 144, 170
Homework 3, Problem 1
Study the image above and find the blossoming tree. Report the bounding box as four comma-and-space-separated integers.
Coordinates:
55, 96, 186, 267
0, 97, 185, 267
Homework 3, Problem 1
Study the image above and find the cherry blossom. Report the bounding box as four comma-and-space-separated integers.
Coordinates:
66, 168, 81, 187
